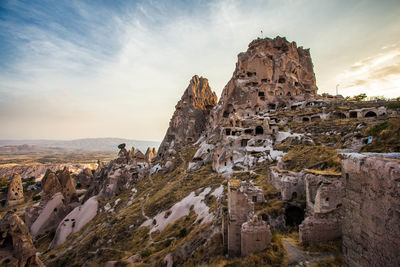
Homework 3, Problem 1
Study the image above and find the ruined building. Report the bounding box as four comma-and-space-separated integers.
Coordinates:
225, 179, 271, 256
157, 75, 217, 160
299, 173, 342, 245
6, 173, 24, 206
341, 154, 400, 267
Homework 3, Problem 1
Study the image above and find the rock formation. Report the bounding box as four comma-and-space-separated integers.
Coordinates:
6, 173, 24, 206
30, 192, 75, 237
157, 75, 217, 160
58, 168, 78, 204
210, 36, 317, 130
77, 168, 93, 186
83, 144, 150, 201
49, 196, 98, 249
41, 170, 62, 201
145, 147, 154, 163
0, 212, 44, 266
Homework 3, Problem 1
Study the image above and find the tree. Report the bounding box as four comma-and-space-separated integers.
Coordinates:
352, 93, 367, 102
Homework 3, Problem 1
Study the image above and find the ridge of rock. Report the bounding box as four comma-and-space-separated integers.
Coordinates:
157, 75, 217, 160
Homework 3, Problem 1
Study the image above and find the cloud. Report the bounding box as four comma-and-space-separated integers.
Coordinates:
1, 0, 400, 139
337, 44, 400, 98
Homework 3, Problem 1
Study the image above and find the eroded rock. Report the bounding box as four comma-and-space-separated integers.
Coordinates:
6, 173, 24, 207
0, 212, 44, 266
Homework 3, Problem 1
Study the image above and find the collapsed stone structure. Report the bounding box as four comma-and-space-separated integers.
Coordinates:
0, 212, 44, 266
6, 173, 24, 206
341, 153, 400, 267
225, 179, 271, 256
299, 172, 342, 245
157, 75, 217, 161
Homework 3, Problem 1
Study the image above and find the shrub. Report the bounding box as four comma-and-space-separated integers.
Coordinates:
32, 195, 41, 201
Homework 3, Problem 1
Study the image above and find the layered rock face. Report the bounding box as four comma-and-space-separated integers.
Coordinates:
0, 212, 44, 266
341, 154, 400, 267
6, 173, 24, 206
210, 36, 317, 130
157, 75, 217, 159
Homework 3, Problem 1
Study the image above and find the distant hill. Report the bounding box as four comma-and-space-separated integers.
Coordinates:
0, 144, 66, 155
0, 138, 161, 153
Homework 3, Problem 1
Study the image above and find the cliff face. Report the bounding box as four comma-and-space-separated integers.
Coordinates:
210, 36, 318, 129
157, 75, 217, 158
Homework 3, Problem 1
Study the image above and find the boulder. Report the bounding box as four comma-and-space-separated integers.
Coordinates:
6, 173, 24, 206
0, 212, 44, 266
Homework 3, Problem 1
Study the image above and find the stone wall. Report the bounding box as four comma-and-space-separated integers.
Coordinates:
341, 154, 400, 267
227, 181, 253, 256
299, 212, 341, 245
241, 216, 271, 256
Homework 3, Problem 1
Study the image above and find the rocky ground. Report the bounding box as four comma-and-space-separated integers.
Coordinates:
0, 36, 399, 267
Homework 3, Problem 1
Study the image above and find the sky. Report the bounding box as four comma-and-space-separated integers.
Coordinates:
0, 0, 399, 141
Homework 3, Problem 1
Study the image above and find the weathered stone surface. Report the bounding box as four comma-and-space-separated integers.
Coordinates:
6, 173, 24, 206
0, 212, 44, 266
227, 179, 254, 256
57, 168, 78, 204
49, 195, 98, 249
116, 143, 129, 164
241, 215, 271, 256
210, 36, 317, 131
145, 147, 156, 163
30, 192, 73, 237
341, 154, 400, 267
269, 167, 306, 201
41, 169, 62, 201
299, 212, 341, 245
157, 75, 217, 161
77, 167, 93, 186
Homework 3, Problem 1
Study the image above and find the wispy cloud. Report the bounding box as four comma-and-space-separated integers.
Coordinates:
0, 0, 400, 139
337, 43, 400, 97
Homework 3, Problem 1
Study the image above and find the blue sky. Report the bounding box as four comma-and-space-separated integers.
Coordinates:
0, 0, 399, 140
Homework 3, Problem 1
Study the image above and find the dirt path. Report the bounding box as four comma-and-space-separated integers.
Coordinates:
282, 238, 334, 266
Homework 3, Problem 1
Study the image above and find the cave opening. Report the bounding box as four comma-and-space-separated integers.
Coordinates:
255, 126, 264, 135
285, 206, 305, 227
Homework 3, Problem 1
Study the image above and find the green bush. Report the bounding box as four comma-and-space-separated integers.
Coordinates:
386, 101, 400, 110
32, 195, 41, 201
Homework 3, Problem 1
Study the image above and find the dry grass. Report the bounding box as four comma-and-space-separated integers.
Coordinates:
361, 118, 400, 152
281, 145, 341, 173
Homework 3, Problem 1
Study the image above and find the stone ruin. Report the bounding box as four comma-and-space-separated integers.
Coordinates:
6, 173, 24, 207
0, 212, 44, 266
341, 153, 400, 267
299, 172, 342, 245
241, 215, 271, 257
224, 179, 271, 256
